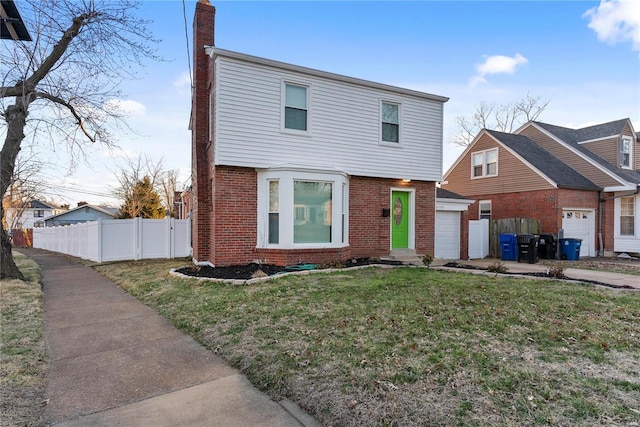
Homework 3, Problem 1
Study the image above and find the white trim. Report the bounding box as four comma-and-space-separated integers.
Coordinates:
435, 197, 474, 212
380, 99, 402, 146
470, 148, 498, 179
613, 194, 640, 253
479, 199, 492, 220
577, 135, 618, 145
619, 136, 633, 169
389, 188, 415, 250
208, 47, 449, 103
561, 208, 596, 257
527, 123, 629, 187
281, 80, 312, 136
257, 168, 349, 249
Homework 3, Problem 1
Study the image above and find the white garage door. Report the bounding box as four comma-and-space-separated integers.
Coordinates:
562, 210, 594, 257
435, 211, 460, 259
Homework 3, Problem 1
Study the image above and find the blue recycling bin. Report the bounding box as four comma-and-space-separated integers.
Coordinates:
559, 238, 582, 260
499, 233, 518, 261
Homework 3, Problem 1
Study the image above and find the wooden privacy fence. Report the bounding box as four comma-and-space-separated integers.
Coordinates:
33, 218, 191, 263
10, 228, 33, 247
488, 218, 541, 258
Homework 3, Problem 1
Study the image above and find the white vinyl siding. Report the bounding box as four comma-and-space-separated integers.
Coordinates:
614, 195, 640, 253
213, 56, 444, 182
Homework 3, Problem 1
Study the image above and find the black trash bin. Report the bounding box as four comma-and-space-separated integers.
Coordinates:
517, 234, 539, 263
537, 234, 556, 259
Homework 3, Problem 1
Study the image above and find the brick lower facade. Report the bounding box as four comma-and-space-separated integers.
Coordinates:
197, 165, 436, 266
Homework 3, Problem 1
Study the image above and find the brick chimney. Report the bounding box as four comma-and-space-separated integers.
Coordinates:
191, 1, 215, 263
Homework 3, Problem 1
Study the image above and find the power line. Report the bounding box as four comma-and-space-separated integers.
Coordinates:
182, 0, 193, 89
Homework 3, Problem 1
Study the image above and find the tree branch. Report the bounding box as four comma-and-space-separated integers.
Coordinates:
34, 91, 96, 142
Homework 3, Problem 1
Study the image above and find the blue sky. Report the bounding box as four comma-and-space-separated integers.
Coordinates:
38, 0, 639, 206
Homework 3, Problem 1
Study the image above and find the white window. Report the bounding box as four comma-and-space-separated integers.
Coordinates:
619, 137, 632, 168
381, 101, 400, 143
268, 180, 279, 244
479, 200, 492, 220
283, 83, 308, 132
471, 149, 498, 178
620, 197, 635, 236
258, 169, 348, 248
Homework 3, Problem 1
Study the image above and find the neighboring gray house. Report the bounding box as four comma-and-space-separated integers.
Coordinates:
44, 204, 118, 227
5, 200, 66, 229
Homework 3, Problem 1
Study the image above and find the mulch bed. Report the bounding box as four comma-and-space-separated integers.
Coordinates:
175, 257, 404, 280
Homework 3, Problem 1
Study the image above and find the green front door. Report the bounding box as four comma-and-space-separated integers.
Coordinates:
391, 191, 409, 249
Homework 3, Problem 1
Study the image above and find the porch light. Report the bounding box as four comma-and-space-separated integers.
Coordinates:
402, 179, 411, 183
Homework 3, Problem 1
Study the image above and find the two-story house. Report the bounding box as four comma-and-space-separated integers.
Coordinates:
442, 118, 640, 257
191, 1, 449, 266
4, 200, 66, 230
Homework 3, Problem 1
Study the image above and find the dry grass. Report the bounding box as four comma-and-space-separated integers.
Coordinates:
0, 251, 46, 426
96, 259, 640, 426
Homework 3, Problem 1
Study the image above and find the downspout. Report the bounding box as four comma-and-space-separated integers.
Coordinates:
598, 184, 640, 256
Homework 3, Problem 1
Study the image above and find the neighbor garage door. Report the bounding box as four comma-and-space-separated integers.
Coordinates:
562, 209, 594, 257
435, 211, 460, 259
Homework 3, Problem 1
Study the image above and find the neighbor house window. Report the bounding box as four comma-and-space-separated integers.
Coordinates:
34, 210, 44, 217
620, 197, 635, 236
268, 180, 279, 244
619, 137, 632, 168
284, 83, 308, 131
381, 101, 400, 143
479, 200, 492, 220
257, 170, 348, 248
472, 148, 498, 178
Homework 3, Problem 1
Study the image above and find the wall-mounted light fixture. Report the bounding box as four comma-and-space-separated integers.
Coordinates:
402, 179, 411, 183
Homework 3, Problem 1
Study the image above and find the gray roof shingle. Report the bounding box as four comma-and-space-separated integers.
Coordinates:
535, 119, 640, 185
486, 130, 600, 191
436, 188, 468, 200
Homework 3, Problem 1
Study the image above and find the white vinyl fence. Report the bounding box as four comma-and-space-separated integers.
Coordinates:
33, 218, 191, 263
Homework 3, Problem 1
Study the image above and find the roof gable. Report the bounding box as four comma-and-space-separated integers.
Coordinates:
486, 130, 599, 191
44, 204, 117, 221
529, 119, 640, 187
29, 200, 58, 209
536, 118, 629, 144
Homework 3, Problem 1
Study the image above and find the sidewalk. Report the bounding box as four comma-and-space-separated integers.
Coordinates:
433, 258, 640, 290
21, 249, 321, 427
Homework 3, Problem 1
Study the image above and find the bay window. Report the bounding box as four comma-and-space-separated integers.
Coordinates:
258, 169, 348, 248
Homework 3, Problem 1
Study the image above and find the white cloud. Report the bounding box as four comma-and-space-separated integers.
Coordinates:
172, 71, 192, 88
104, 99, 147, 116
584, 0, 640, 51
470, 54, 528, 86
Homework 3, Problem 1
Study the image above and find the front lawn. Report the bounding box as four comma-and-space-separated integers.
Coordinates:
96, 260, 640, 426
0, 251, 46, 426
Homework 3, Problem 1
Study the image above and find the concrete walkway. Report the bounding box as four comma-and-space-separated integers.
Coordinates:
433, 258, 640, 290
22, 249, 320, 427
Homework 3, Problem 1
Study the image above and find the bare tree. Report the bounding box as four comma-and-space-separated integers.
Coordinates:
160, 169, 178, 217
452, 93, 551, 147
1, 154, 49, 230
1, 0, 158, 279
112, 155, 177, 218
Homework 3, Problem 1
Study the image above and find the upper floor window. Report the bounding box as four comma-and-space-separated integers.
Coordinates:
619, 137, 632, 168
471, 148, 498, 178
283, 83, 308, 132
34, 210, 44, 217
620, 197, 635, 236
381, 101, 400, 143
